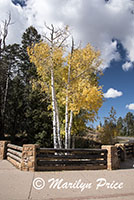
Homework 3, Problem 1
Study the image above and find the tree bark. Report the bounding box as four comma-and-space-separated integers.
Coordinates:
55, 100, 62, 148
68, 110, 73, 148
65, 38, 74, 149
51, 69, 57, 149
65, 95, 69, 149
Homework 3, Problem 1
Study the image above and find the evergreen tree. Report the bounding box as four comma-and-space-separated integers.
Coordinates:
0, 14, 12, 139
117, 117, 124, 136
1, 26, 52, 146
0, 44, 21, 139
19, 26, 52, 146
99, 106, 118, 144
124, 112, 134, 136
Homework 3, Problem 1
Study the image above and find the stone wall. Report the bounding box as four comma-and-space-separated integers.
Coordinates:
101, 145, 120, 170
21, 144, 39, 171
0, 141, 10, 160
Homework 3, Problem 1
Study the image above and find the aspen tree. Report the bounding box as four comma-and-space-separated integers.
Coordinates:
28, 24, 69, 148
28, 25, 103, 149
63, 43, 103, 148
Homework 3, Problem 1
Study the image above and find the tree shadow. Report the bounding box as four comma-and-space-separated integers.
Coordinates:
120, 158, 134, 169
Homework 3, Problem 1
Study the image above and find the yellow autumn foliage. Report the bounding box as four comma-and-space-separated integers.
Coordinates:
27, 41, 103, 123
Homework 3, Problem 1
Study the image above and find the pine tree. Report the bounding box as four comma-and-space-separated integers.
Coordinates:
0, 43, 21, 139
117, 117, 124, 136
0, 14, 12, 139
124, 112, 134, 136
20, 26, 52, 145
99, 106, 118, 144
2, 26, 52, 146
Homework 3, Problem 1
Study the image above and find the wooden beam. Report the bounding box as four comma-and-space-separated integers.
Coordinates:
7, 144, 22, 152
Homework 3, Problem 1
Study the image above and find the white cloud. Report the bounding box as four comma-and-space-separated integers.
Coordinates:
126, 103, 134, 110
122, 61, 133, 71
0, 0, 28, 44
99, 40, 120, 70
1, 0, 134, 70
104, 88, 123, 98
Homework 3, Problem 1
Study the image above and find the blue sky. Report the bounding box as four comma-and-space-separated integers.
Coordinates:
11, 0, 26, 7
96, 50, 134, 127
91, 41, 134, 127
1, 0, 134, 127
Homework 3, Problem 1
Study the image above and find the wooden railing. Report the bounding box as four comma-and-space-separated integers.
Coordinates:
7, 144, 23, 169
124, 144, 134, 157
2, 140, 130, 171
36, 148, 107, 171
117, 143, 134, 161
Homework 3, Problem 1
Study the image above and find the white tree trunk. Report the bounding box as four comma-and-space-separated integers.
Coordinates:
55, 101, 62, 148
65, 38, 74, 149
68, 110, 73, 149
51, 69, 57, 149
65, 95, 69, 149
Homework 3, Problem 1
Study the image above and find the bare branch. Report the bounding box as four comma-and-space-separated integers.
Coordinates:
2, 12, 12, 50
43, 23, 70, 48
44, 22, 52, 31
58, 35, 70, 48
53, 33, 62, 40
71, 37, 74, 54
43, 34, 51, 43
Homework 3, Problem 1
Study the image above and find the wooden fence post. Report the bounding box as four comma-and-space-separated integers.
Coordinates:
21, 144, 39, 171
101, 145, 120, 170
0, 141, 10, 160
